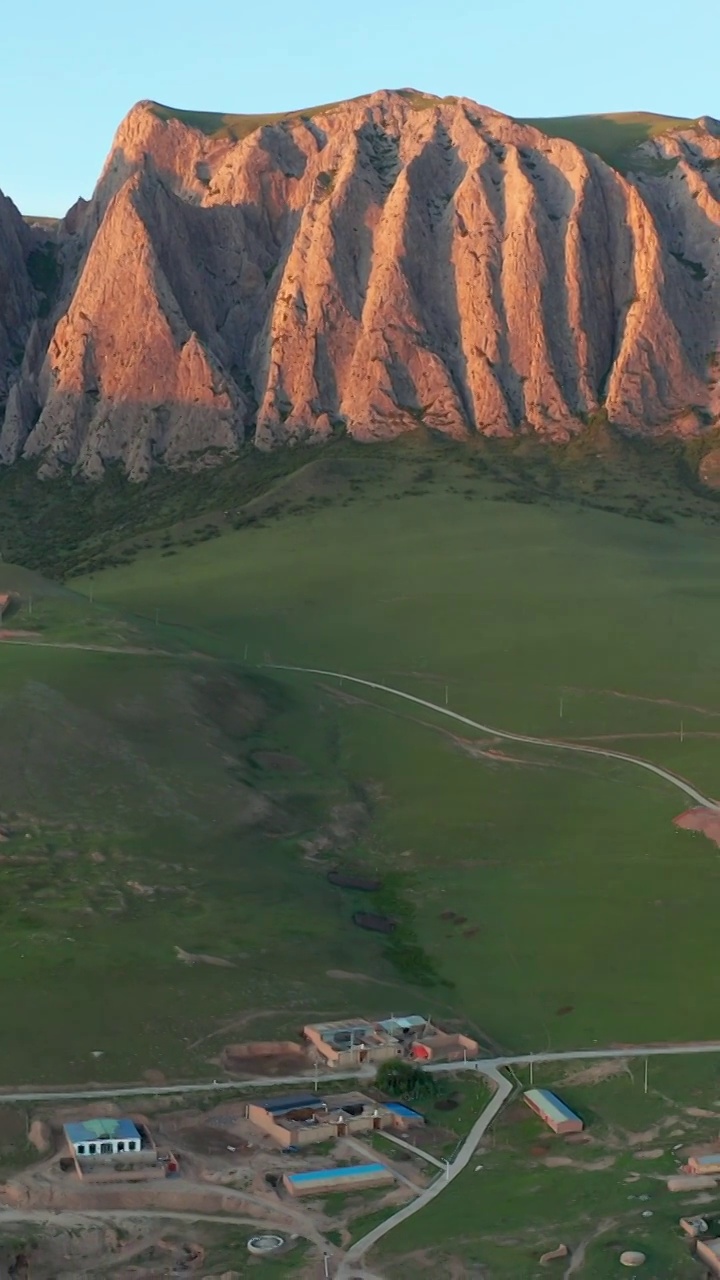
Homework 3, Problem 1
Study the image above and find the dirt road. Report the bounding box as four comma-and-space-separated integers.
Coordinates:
266, 664, 718, 808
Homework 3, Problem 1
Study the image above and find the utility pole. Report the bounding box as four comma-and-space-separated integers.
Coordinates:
559, 697, 564, 719
445, 685, 449, 706
529, 1056, 534, 1087
644, 1058, 649, 1095
680, 720, 684, 744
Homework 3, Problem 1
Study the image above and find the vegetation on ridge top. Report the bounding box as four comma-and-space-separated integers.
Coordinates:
149, 89, 455, 140
522, 110, 696, 171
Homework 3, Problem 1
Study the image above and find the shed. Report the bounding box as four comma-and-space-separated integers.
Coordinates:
64, 1118, 142, 1158
523, 1089, 583, 1135
686, 1153, 720, 1175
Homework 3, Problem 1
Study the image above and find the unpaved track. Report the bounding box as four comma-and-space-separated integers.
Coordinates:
266, 664, 718, 809
6, 1042, 720, 1102
0, 638, 177, 656
0, 1207, 278, 1228
335, 1066, 513, 1280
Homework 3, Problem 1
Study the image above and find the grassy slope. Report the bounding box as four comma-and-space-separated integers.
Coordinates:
520, 110, 695, 170
0, 626, 419, 1083
70, 455, 720, 1060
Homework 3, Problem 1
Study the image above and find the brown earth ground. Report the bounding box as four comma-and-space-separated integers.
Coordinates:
0, 1093, 422, 1278
674, 807, 720, 848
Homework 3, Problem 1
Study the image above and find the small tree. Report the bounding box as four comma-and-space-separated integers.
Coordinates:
375, 1060, 438, 1103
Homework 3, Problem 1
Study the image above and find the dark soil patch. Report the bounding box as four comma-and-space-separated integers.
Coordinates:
434, 1097, 459, 1112
556, 1005, 574, 1016
176, 1125, 249, 1157
463, 927, 480, 937
0, 1107, 26, 1147
253, 751, 305, 772
328, 870, 382, 892
453, 916, 468, 925
440, 910, 457, 921
352, 911, 397, 934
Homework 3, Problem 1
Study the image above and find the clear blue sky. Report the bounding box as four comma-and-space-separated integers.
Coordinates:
2, 0, 718, 216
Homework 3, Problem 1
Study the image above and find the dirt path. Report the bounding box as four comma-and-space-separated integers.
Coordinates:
270, 664, 718, 809
0, 638, 178, 656
335, 1066, 513, 1280
563, 1217, 618, 1276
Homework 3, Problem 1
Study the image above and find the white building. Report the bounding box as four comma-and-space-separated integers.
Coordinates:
64, 1117, 142, 1158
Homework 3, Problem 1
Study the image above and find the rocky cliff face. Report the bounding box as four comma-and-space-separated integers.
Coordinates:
1, 91, 720, 478
0, 192, 36, 412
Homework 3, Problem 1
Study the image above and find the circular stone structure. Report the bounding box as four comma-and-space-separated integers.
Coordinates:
247, 1234, 285, 1256
620, 1251, 646, 1267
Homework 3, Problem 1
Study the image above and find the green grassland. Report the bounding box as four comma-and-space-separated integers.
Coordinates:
376, 1056, 720, 1277
3, 437, 720, 1085
520, 110, 696, 171
0, 640, 430, 1083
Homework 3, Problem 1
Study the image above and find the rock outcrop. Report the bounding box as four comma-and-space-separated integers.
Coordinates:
0, 190, 36, 409
1, 90, 720, 477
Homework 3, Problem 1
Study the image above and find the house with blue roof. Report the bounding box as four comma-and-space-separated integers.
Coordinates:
64, 1117, 143, 1159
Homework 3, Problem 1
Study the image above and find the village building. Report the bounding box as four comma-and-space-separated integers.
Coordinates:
684, 1153, 720, 1176
246, 1091, 396, 1149
62, 1117, 168, 1183
303, 1019, 402, 1068
695, 1237, 720, 1277
64, 1118, 143, 1158
523, 1089, 584, 1135
303, 1013, 480, 1068
379, 1016, 479, 1062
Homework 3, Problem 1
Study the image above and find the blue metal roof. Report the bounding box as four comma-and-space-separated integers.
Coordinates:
524, 1089, 581, 1125
287, 1163, 387, 1184
64, 1118, 141, 1144
263, 1094, 324, 1115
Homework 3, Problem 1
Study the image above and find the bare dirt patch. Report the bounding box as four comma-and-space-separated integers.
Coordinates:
674, 807, 720, 847
27, 1120, 51, 1154
175, 947, 236, 969
635, 1148, 664, 1159
326, 969, 388, 984
0, 1107, 26, 1147
219, 1041, 307, 1075
559, 1058, 631, 1087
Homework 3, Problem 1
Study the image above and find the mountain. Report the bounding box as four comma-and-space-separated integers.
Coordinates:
1, 90, 719, 478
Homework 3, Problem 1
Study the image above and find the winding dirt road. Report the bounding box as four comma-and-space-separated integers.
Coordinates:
266, 664, 718, 809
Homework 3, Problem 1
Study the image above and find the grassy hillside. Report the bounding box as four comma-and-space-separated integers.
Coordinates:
521, 110, 695, 171
66, 453, 720, 1059
0, 637, 427, 1083
4, 439, 720, 1083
